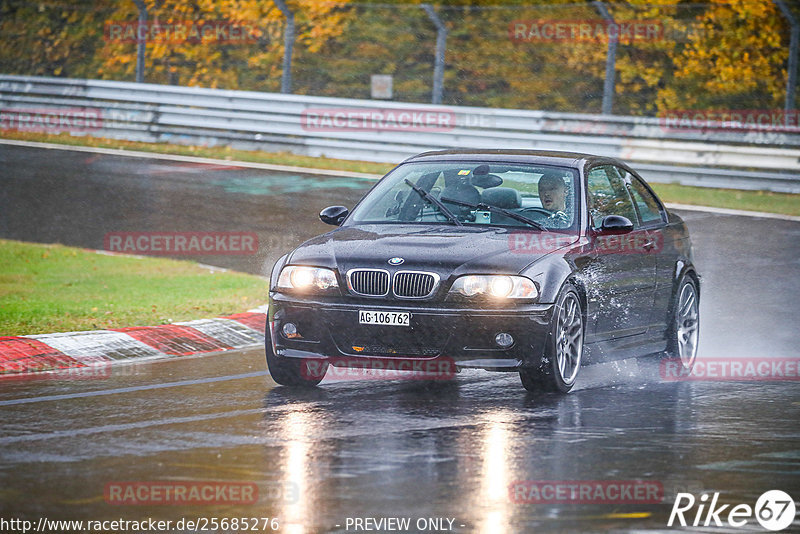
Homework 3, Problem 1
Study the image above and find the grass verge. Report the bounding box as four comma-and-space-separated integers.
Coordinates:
0, 239, 267, 336
648, 183, 800, 217
2, 131, 799, 216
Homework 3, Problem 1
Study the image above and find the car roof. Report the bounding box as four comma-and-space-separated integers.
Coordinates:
402, 149, 618, 168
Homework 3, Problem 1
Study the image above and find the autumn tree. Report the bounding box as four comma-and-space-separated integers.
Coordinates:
656, 0, 790, 112
98, 0, 349, 89
0, 0, 114, 79
0, 0, 794, 115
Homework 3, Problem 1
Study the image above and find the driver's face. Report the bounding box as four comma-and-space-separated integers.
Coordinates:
539, 181, 567, 212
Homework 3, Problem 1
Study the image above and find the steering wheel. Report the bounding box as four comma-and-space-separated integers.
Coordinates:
519, 207, 555, 217
519, 206, 570, 225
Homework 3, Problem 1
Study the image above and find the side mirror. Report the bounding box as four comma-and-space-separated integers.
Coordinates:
319, 205, 349, 226
599, 215, 634, 234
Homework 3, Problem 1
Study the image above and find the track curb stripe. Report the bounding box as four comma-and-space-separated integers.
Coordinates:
112, 325, 234, 356
0, 336, 81, 374
0, 312, 267, 377
221, 312, 267, 334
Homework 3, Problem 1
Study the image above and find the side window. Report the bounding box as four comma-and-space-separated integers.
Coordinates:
586, 165, 637, 230
624, 171, 665, 226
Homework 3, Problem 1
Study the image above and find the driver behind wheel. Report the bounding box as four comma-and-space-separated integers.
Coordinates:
538, 173, 567, 213
537, 172, 572, 226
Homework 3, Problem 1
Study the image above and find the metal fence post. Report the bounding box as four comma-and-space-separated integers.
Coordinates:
593, 1, 617, 115
422, 4, 447, 105
776, 0, 798, 113
132, 0, 146, 83
273, 0, 295, 94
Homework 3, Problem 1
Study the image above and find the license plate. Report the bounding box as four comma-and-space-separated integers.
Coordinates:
359, 310, 410, 326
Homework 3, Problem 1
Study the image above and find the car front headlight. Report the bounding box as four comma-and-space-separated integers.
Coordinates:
450, 275, 538, 299
277, 266, 339, 292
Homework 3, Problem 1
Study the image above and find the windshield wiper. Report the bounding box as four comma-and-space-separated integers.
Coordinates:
404, 179, 462, 226
440, 197, 547, 231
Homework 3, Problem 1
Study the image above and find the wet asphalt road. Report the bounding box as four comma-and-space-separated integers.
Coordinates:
1, 144, 799, 532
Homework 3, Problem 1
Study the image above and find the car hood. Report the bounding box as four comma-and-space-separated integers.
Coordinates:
287, 224, 577, 276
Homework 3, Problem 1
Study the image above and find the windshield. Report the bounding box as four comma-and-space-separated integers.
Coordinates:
348, 161, 579, 231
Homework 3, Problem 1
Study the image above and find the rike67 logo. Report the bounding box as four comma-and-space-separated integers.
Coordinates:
669, 490, 796, 531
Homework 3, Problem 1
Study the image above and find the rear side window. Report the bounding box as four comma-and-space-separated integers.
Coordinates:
624, 171, 665, 225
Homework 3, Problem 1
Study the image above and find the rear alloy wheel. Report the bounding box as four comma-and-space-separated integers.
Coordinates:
265, 332, 328, 387
666, 276, 699, 371
520, 284, 584, 393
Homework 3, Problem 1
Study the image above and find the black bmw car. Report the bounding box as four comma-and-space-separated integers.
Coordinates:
266, 150, 700, 393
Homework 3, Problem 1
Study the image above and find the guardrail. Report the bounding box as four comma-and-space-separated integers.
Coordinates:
1, 75, 799, 193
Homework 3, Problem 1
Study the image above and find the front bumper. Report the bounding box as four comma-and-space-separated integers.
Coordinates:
269, 293, 554, 371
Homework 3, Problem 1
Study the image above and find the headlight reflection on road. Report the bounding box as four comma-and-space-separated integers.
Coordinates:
279, 410, 314, 534
477, 410, 514, 534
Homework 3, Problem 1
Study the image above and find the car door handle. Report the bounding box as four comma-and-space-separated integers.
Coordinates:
643, 240, 655, 251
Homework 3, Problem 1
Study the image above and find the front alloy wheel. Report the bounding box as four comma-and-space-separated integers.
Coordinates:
520, 284, 584, 393
667, 276, 699, 370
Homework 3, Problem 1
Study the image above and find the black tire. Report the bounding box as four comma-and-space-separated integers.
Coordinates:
519, 283, 584, 394
265, 332, 328, 387
664, 274, 699, 371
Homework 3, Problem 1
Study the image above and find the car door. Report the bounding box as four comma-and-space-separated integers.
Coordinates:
622, 168, 671, 335
584, 164, 656, 341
